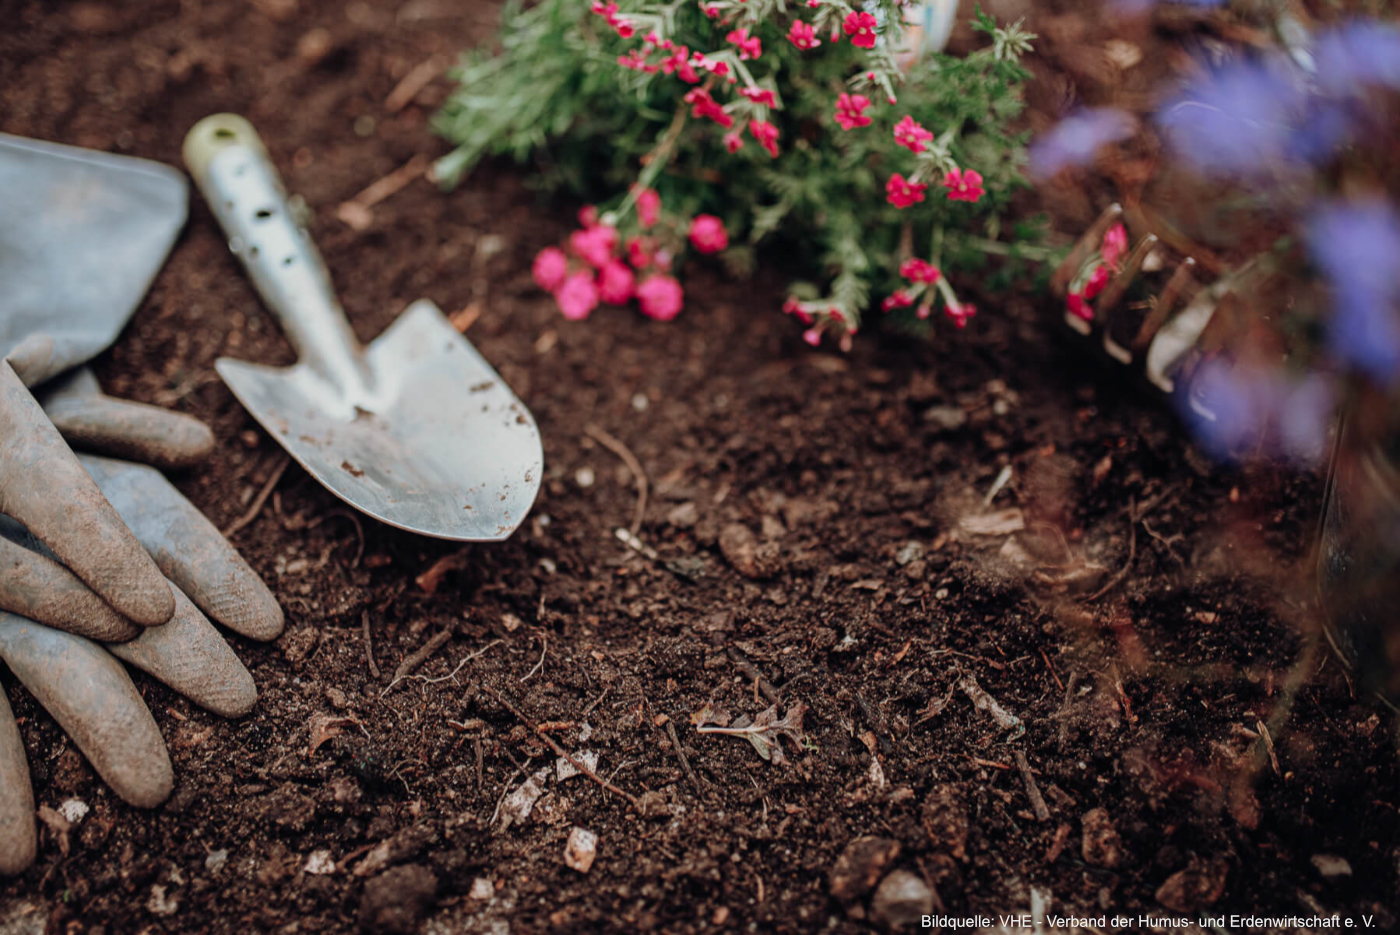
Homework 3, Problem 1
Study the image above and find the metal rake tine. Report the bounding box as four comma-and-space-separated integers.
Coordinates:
1051, 202, 1123, 297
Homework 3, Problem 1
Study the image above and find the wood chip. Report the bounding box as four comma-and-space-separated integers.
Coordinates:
959, 508, 1025, 536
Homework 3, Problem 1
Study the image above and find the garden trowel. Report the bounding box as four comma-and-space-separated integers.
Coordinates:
184, 115, 542, 541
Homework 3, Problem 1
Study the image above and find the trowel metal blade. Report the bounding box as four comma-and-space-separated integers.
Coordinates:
216, 300, 542, 541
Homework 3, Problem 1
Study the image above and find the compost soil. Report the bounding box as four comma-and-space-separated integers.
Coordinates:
2, 2, 1397, 933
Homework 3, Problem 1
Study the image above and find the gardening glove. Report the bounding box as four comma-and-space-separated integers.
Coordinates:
0, 132, 284, 875
0, 453, 285, 877
0, 131, 193, 629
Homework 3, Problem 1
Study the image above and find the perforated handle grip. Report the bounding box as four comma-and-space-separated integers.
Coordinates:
183, 115, 371, 397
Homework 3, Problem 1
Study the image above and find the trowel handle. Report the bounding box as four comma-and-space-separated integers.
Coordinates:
183, 115, 371, 397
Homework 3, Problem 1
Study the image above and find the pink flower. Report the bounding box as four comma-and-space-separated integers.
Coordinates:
788, 20, 821, 50
637, 275, 684, 321
1101, 222, 1128, 269
695, 52, 730, 77
802, 327, 823, 346
636, 187, 661, 228
701, 2, 721, 15
945, 300, 976, 329
613, 18, 635, 38
626, 236, 654, 269
662, 44, 700, 83
597, 260, 635, 305
886, 173, 927, 209
618, 48, 657, 72
749, 120, 780, 158
532, 246, 568, 292
1067, 292, 1092, 321
578, 205, 599, 228
881, 290, 914, 312
807, 0, 820, 5
726, 27, 762, 60
843, 11, 878, 49
724, 132, 745, 153
834, 93, 872, 130
555, 272, 599, 321
942, 167, 985, 203
899, 258, 941, 284
893, 115, 934, 153
569, 225, 619, 268
685, 87, 734, 128
1083, 264, 1110, 300
740, 87, 777, 107
783, 297, 814, 324
688, 214, 729, 253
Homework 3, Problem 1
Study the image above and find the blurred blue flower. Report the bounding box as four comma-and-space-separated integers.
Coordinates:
1028, 108, 1136, 179
1111, 0, 1224, 15
1313, 20, 1400, 97
1157, 58, 1309, 176
1184, 360, 1334, 464
1307, 199, 1400, 384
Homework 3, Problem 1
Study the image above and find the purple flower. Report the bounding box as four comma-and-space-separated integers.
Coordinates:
1313, 20, 1400, 97
1028, 108, 1136, 179
1183, 360, 1334, 465
1110, 0, 1223, 14
1307, 200, 1400, 384
1157, 58, 1309, 176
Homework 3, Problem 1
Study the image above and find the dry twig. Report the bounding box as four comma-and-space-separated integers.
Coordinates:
585, 423, 648, 535
521, 635, 547, 683
335, 154, 430, 230
380, 628, 453, 695
1013, 749, 1051, 822
224, 454, 291, 537
485, 686, 639, 808
384, 56, 445, 113
666, 719, 704, 796
362, 611, 380, 680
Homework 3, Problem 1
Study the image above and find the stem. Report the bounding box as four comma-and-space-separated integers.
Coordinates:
603, 102, 691, 227
961, 236, 1059, 261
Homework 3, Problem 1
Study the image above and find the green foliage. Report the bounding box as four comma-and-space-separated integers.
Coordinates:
433, 0, 1039, 338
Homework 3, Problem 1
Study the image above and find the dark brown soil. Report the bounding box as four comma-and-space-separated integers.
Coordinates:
3, 2, 1398, 933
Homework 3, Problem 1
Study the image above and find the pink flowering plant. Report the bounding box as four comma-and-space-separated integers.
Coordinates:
433, 0, 1037, 345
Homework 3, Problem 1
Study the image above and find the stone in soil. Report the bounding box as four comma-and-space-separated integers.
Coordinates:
829, 836, 901, 903
1154, 857, 1228, 913
718, 523, 784, 579
1081, 807, 1123, 868
870, 870, 935, 930
922, 785, 969, 860
358, 864, 439, 934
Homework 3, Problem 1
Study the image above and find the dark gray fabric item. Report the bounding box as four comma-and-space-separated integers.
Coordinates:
0, 133, 186, 386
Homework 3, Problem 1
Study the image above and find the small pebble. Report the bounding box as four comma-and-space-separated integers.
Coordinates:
870, 870, 934, 930
564, 827, 597, 873
829, 836, 900, 902
575, 466, 595, 488
1310, 854, 1353, 878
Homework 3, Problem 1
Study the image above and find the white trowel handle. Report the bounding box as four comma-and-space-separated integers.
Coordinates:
183, 115, 370, 396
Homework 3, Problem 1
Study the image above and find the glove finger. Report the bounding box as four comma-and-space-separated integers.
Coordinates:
0, 615, 173, 809
106, 585, 257, 719
0, 530, 141, 642
0, 689, 37, 876
45, 393, 215, 471
81, 455, 285, 642
0, 363, 174, 628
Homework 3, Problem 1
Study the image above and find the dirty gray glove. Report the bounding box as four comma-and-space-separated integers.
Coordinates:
0, 451, 285, 876
0, 131, 283, 877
